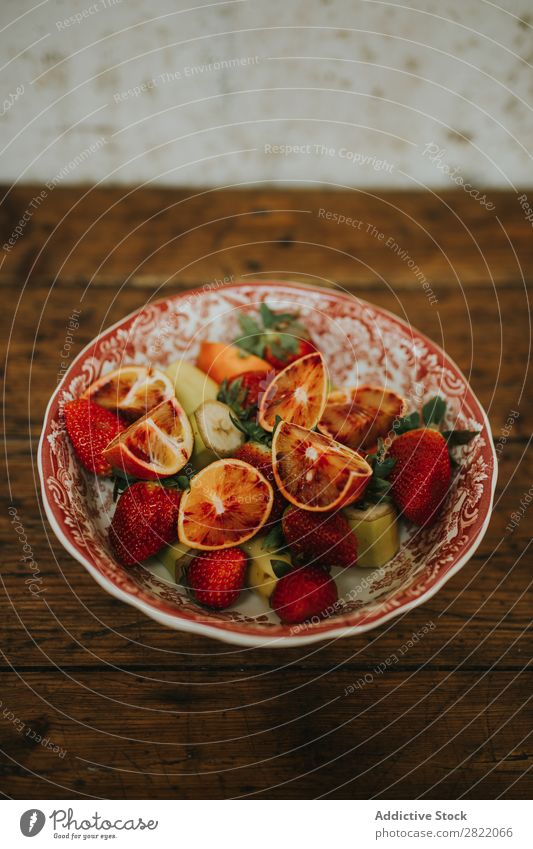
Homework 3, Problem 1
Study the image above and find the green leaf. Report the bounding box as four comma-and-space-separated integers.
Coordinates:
161, 473, 192, 490
442, 429, 480, 447
239, 313, 262, 336
422, 396, 447, 426
392, 411, 421, 435
111, 469, 138, 500
230, 414, 272, 446
277, 333, 299, 353
374, 456, 396, 478
271, 559, 292, 579
217, 377, 255, 419
233, 334, 264, 357
262, 523, 287, 551
259, 302, 278, 328
361, 441, 396, 505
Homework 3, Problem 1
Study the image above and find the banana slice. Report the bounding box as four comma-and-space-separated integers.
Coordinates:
193, 400, 245, 459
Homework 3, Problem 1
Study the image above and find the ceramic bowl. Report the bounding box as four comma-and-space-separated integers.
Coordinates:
38, 282, 497, 646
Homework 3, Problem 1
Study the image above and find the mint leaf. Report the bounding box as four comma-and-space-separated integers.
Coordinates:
422, 396, 447, 426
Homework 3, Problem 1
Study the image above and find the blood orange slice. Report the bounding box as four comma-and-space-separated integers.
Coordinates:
103, 397, 193, 479
318, 385, 406, 451
82, 365, 174, 420
178, 459, 273, 550
258, 352, 328, 432
272, 421, 372, 512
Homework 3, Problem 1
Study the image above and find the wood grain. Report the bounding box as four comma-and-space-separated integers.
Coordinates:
1, 187, 531, 800
0, 187, 531, 288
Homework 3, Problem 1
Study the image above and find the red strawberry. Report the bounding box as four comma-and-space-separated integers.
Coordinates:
235, 302, 315, 370
187, 548, 247, 609
234, 441, 287, 523
227, 370, 273, 408
64, 398, 126, 476
271, 565, 338, 624
282, 505, 358, 569
109, 482, 181, 566
388, 428, 451, 526
264, 337, 315, 370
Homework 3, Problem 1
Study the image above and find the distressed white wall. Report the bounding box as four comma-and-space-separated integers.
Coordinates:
1, 0, 532, 188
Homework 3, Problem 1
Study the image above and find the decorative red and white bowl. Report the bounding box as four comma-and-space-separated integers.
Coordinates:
38, 282, 497, 647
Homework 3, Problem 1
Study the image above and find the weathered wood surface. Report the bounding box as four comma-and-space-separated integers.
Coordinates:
1, 187, 531, 799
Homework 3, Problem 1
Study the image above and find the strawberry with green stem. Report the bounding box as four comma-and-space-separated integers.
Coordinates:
387, 396, 479, 526
234, 303, 315, 369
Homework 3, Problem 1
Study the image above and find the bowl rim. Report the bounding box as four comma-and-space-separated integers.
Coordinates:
38, 281, 498, 647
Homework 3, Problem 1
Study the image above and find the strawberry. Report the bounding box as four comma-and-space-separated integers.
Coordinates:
227, 370, 274, 408
187, 548, 247, 609
282, 505, 358, 569
64, 398, 126, 476
109, 482, 181, 566
264, 337, 315, 371
234, 302, 315, 370
271, 565, 338, 624
387, 395, 479, 526
234, 441, 287, 523
388, 429, 451, 526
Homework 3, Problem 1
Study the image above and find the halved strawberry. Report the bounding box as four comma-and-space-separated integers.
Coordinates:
63, 399, 126, 476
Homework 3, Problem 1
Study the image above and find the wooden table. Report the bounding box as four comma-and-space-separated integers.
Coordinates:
1, 186, 531, 800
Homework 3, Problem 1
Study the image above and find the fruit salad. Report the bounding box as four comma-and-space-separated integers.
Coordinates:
63, 303, 479, 626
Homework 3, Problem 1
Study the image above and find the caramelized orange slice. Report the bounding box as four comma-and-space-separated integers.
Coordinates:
318, 385, 406, 451
82, 365, 174, 421
272, 422, 372, 512
258, 352, 328, 432
103, 398, 193, 479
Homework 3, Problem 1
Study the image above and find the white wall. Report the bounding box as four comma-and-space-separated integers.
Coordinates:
1, 0, 532, 188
